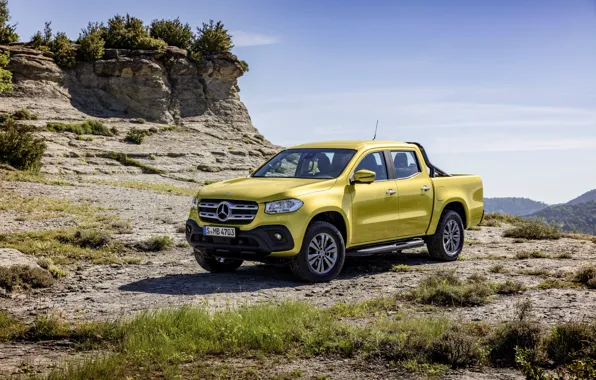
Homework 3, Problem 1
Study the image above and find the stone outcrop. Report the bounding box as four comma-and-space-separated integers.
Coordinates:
0, 45, 279, 181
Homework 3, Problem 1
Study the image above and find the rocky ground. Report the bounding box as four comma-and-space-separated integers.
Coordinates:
1, 171, 595, 378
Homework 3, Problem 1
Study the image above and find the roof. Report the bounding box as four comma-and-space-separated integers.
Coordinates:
289, 140, 415, 150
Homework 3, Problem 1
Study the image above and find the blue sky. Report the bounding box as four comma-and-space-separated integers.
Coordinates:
8, 0, 596, 204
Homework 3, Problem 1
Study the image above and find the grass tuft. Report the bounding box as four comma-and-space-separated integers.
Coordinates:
391, 264, 412, 273
47, 120, 113, 136
503, 220, 561, 240
407, 271, 494, 307
136, 235, 174, 252
516, 251, 548, 259
0, 265, 55, 292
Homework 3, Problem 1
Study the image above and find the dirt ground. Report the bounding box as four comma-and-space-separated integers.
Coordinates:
1, 176, 595, 378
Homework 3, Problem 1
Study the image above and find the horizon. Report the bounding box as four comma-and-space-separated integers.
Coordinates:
7, 0, 596, 204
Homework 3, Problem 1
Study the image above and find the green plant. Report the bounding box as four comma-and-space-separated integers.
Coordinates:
136, 36, 168, 50
489, 264, 506, 273
0, 123, 46, 171
239, 60, 249, 73
571, 266, 596, 289
545, 322, 596, 365
407, 271, 494, 307
131, 118, 146, 124
136, 235, 174, 252
516, 251, 548, 259
124, 128, 151, 144
428, 325, 483, 368
0, 0, 18, 44
11, 108, 39, 120
504, 220, 561, 240
49, 32, 77, 69
78, 22, 105, 61
47, 120, 113, 136
150, 18, 194, 49
391, 264, 412, 272
0, 50, 12, 93
64, 229, 112, 249
0, 265, 55, 292
494, 280, 524, 295
102, 14, 164, 50
76, 135, 93, 141
107, 152, 163, 174
192, 20, 234, 54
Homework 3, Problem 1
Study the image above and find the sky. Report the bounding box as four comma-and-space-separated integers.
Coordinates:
8, 0, 596, 204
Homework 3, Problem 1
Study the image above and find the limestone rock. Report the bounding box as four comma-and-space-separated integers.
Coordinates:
0, 248, 41, 269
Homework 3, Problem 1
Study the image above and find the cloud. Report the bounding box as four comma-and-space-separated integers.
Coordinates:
232, 31, 279, 47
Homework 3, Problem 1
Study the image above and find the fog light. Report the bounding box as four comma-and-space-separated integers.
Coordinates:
273, 233, 283, 241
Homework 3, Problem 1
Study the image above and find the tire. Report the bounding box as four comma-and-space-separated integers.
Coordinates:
194, 249, 244, 273
427, 210, 465, 261
290, 221, 346, 283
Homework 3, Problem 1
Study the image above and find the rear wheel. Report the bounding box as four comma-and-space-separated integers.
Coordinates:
194, 249, 244, 273
427, 210, 464, 261
290, 221, 345, 283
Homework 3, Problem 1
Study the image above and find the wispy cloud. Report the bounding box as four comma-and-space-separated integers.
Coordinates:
232, 31, 279, 47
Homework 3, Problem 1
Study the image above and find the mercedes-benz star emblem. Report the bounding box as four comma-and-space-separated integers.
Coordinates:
216, 202, 231, 221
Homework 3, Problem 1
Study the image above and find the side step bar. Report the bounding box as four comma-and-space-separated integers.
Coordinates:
346, 239, 425, 257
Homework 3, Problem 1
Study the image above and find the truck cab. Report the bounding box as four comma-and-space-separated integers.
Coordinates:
186, 140, 484, 282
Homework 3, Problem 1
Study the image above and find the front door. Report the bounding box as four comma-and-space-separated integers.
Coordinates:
390, 150, 434, 238
350, 151, 399, 245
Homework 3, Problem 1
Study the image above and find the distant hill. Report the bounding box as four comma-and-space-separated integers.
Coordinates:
567, 189, 596, 205
529, 201, 596, 235
484, 197, 548, 216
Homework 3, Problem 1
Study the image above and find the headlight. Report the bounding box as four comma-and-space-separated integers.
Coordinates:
191, 197, 199, 209
265, 199, 303, 214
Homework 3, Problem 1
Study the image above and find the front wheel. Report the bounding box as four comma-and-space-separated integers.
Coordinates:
194, 249, 243, 273
290, 221, 346, 283
427, 210, 464, 261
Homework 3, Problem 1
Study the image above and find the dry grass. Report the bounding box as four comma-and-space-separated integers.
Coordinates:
0, 265, 54, 292
503, 220, 561, 240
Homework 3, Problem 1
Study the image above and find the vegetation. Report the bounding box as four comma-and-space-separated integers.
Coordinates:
0, 50, 12, 93
0, 0, 18, 44
88, 180, 197, 196
0, 122, 46, 171
571, 266, 596, 289
136, 235, 174, 252
107, 152, 163, 174
51, 32, 77, 68
150, 17, 194, 49
503, 219, 561, 240
78, 22, 105, 61
47, 120, 113, 136
124, 127, 151, 144
516, 251, 549, 259
192, 20, 234, 54
480, 212, 525, 227
0, 265, 54, 292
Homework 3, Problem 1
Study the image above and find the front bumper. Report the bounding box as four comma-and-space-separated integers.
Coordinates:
186, 219, 295, 260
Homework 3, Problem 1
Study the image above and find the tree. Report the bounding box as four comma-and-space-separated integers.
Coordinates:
192, 20, 234, 54
0, 0, 18, 44
78, 22, 105, 61
150, 18, 193, 49
0, 50, 12, 93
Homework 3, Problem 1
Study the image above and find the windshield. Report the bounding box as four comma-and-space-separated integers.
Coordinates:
253, 148, 357, 179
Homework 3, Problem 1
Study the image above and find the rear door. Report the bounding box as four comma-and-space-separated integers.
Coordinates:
349, 150, 399, 245
390, 150, 434, 238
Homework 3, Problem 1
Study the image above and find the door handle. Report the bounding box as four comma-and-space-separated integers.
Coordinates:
421, 185, 431, 191
386, 189, 396, 195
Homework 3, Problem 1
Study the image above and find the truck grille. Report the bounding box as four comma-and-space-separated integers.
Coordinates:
198, 199, 259, 225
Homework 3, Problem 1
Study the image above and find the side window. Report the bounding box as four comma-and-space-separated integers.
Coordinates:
354, 152, 388, 181
391, 151, 421, 179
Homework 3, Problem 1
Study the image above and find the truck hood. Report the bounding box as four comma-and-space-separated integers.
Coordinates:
197, 177, 337, 202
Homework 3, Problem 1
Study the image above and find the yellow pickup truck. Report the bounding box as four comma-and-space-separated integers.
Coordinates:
186, 140, 484, 282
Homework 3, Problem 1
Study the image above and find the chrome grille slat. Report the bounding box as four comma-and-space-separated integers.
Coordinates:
198, 199, 258, 225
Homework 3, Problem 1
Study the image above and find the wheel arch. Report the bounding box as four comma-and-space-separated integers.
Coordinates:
308, 208, 349, 245
427, 198, 470, 235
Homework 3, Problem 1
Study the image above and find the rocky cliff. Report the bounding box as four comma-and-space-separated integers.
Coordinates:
0, 45, 277, 182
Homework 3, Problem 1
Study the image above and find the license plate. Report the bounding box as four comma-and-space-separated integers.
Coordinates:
203, 226, 236, 238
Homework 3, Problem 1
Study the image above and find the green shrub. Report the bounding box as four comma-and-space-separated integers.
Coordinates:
545, 322, 596, 365
67, 229, 112, 249
136, 235, 174, 251
488, 320, 543, 367
150, 18, 193, 49
407, 271, 494, 307
494, 280, 524, 295
124, 128, 152, 144
50, 32, 77, 69
516, 251, 548, 259
47, 120, 113, 136
504, 220, 561, 240
428, 326, 483, 368
11, 108, 39, 120
192, 20, 234, 54
102, 14, 153, 49
239, 59, 249, 72
391, 264, 412, 272
0, 123, 46, 171
136, 36, 167, 50
78, 22, 105, 61
108, 152, 163, 174
0, 265, 55, 292
0, 0, 18, 44
0, 50, 12, 94
572, 266, 596, 289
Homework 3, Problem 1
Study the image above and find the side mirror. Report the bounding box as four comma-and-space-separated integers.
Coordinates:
352, 169, 376, 184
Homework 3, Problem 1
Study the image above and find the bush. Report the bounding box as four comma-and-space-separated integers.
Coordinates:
488, 320, 543, 367
136, 235, 174, 252
0, 123, 46, 171
11, 108, 39, 120
428, 326, 483, 367
192, 20, 234, 54
30, 22, 53, 51
50, 32, 77, 69
69, 229, 112, 249
78, 22, 105, 61
503, 220, 561, 240
407, 271, 494, 307
0, 50, 12, 94
47, 120, 113, 136
494, 280, 524, 295
135, 36, 167, 50
572, 266, 596, 289
0, 0, 18, 44
0, 265, 55, 292
150, 18, 193, 49
102, 14, 154, 50
545, 322, 596, 365
124, 128, 151, 144
239, 59, 249, 73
